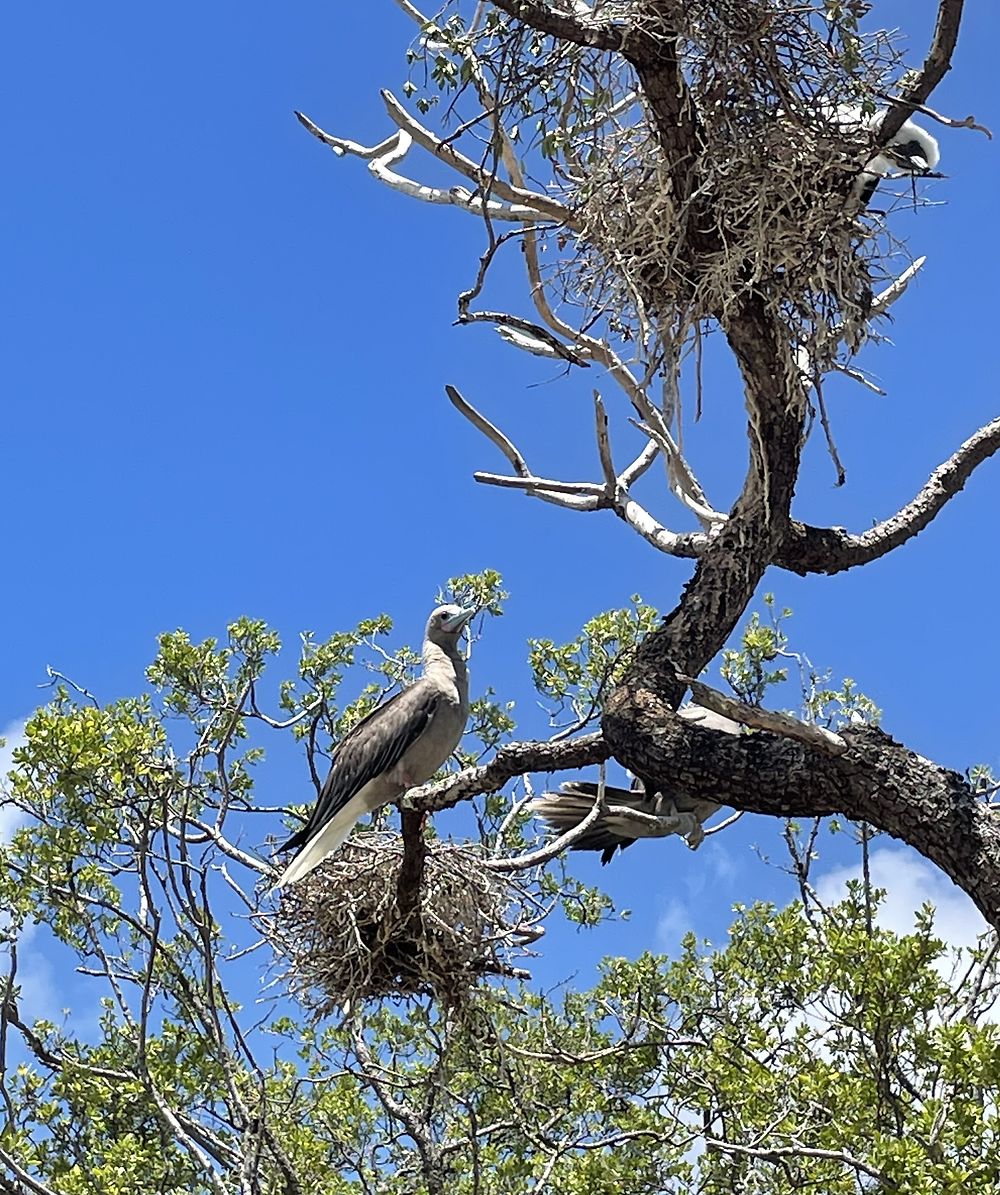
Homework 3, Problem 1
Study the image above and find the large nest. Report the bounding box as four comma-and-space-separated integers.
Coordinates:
264, 833, 542, 1014
534, 1, 923, 360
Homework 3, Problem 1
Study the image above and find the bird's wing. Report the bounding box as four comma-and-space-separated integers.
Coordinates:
279, 681, 441, 854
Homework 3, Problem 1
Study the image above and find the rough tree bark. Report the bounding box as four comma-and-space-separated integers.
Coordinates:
317, 1, 1000, 926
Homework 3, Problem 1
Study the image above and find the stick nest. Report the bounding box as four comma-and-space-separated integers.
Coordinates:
265, 833, 540, 1013
533, 2, 924, 357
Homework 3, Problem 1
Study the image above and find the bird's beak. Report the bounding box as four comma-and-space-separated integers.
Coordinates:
890, 148, 931, 172
442, 606, 476, 633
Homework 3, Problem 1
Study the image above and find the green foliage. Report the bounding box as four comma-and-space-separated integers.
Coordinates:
440, 568, 508, 619
720, 592, 791, 704
721, 594, 881, 727
2, 580, 998, 1192
528, 595, 659, 728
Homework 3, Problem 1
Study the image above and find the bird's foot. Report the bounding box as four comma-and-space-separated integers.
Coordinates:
657, 794, 704, 850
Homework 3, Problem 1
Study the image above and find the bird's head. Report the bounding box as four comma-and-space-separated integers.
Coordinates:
426, 603, 476, 645
884, 119, 940, 173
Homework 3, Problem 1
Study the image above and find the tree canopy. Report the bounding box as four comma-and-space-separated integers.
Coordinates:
3, 2, 999, 1192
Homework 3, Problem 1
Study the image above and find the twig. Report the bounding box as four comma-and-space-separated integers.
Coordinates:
39, 666, 100, 708
874, 92, 991, 139
485, 764, 609, 871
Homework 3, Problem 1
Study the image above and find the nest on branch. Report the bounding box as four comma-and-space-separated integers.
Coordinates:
546, 2, 925, 359
264, 832, 541, 1014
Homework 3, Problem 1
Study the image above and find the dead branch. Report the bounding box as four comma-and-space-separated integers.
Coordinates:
780, 415, 1000, 575
677, 676, 848, 756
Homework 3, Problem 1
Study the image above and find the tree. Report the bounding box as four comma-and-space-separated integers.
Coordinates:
3, 600, 1000, 1192
3, 2, 1000, 1193
292, 0, 999, 923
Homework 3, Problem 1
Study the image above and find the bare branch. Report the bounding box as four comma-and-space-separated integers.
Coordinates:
781, 415, 1000, 575
485, 765, 610, 871
830, 363, 886, 397
879, 0, 966, 143
628, 420, 726, 527
593, 392, 617, 492
458, 310, 592, 366
380, 90, 574, 224
869, 256, 926, 319
618, 440, 659, 489
875, 92, 992, 139
447, 385, 601, 511
445, 385, 529, 477
617, 497, 704, 558
473, 472, 606, 497
296, 115, 552, 222
406, 732, 611, 816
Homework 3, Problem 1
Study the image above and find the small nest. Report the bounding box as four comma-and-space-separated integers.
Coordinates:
264, 833, 541, 1013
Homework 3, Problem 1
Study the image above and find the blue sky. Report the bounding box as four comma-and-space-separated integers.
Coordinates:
2, 2, 999, 1005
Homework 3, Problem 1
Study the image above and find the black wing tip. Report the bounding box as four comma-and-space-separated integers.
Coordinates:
275, 828, 307, 855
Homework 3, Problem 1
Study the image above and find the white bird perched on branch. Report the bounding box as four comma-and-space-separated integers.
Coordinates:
828, 104, 941, 207
273, 604, 476, 889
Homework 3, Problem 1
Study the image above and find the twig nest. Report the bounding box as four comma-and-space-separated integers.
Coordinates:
558, 11, 922, 361
265, 833, 540, 1013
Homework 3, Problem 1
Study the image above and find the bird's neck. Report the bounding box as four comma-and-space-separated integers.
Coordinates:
422, 640, 468, 693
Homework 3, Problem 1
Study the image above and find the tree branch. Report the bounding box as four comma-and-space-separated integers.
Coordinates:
679, 675, 848, 755
379, 90, 574, 224
601, 707, 1000, 931
704, 1137, 889, 1185
405, 733, 611, 815
487, 0, 629, 53
779, 415, 1000, 576
880, 0, 966, 143
295, 115, 553, 222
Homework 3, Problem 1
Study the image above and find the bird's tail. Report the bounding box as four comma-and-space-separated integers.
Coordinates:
526, 782, 640, 865
271, 807, 357, 891
526, 781, 639, 832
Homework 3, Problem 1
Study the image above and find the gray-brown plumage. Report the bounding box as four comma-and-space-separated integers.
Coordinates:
273, 603, 475, 889
528, 705, 741, 864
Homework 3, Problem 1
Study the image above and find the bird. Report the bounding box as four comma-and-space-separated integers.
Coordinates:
826, 104, 940, 208
273, 603, 476, 889
528, 705, 741, 864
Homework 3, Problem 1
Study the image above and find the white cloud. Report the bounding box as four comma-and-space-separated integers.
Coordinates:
0, 717, 29, 843
817, 844, 989, 952
656, 898, 694, 953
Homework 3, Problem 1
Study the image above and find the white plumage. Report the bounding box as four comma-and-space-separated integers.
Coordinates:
826, 104, 940, 207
